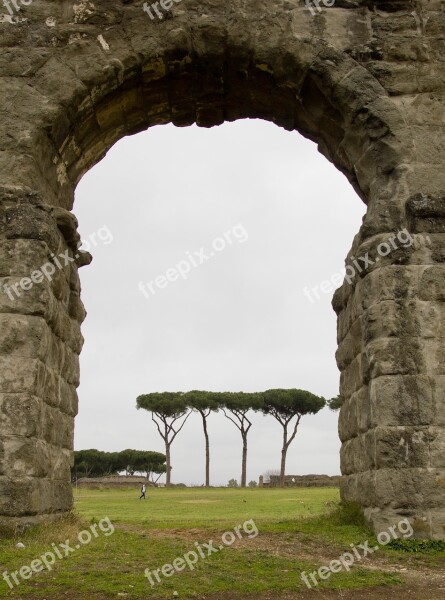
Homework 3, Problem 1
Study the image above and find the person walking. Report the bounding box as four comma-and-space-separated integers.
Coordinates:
139, 483, 146, 500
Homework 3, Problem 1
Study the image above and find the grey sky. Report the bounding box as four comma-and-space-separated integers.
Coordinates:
73, 119, 366, 486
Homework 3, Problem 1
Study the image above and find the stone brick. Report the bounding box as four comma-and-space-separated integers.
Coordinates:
379, 468, 445, 510
433, 376, 445, 426
0, 239, 51, 278
0, 314, 52, 360
0, 357, 45, 395
419, 266, 445, 301
0, 394, 42, 439
338, 392, 359, 443
369, 375, 435, 427
374, 426, 432, 470
336, 317, 363, 370
429, 427, 445, 469
366, 338, 425, 378
429, 508, 445, 539
340, 353, 366, 398
0, 476, 42, 516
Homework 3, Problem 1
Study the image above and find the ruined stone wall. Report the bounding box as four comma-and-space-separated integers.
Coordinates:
0, 0, 444, 537
267, 475, 342, 487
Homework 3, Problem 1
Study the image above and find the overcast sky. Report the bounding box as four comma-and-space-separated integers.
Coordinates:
73, 119, 366, 486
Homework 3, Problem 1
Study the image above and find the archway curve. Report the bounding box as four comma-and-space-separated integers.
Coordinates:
33, 30, 409, 212
1, 0, 444, 539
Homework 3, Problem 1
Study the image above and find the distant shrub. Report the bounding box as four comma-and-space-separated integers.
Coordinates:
227, 479, 239, 488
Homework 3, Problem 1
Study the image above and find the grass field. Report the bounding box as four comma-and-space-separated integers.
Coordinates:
0, 487, 444, 599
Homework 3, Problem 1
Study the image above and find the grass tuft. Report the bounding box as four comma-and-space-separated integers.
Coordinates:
331, 501, 368, 528
387, 538, 445, 553
13, 512, 87, 546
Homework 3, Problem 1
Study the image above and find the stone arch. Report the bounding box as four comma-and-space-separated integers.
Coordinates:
0, 0, 444, 538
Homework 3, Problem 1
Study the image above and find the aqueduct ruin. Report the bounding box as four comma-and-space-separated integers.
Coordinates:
0, 0, 444, 538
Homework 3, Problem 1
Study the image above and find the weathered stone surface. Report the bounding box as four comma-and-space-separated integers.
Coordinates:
369, 375, 435, 427
0, 0, 444, 538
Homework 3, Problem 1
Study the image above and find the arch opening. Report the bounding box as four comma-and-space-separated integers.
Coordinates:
73, 119, 366, 487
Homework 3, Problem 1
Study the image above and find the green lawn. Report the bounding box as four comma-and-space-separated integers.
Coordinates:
0, 487, 442, 599
73, 485, 338, 528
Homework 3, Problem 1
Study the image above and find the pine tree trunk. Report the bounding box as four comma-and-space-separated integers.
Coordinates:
165, 443, 171, 486
280, 424, 288, 487
280, 446, 287, 487
241, 435, 248, 488
202, 413, 210, 487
